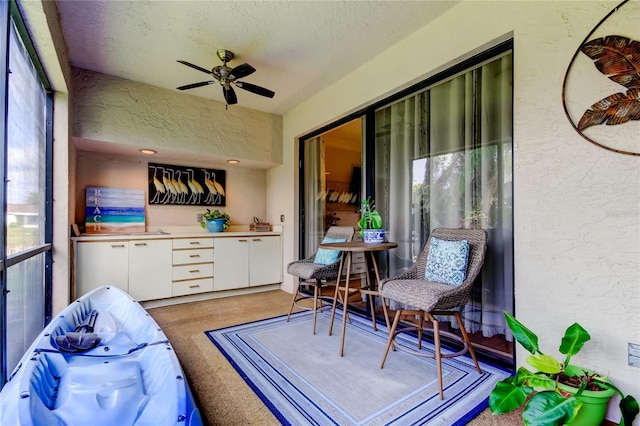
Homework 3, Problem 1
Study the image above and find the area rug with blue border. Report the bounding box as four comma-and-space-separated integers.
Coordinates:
205, 310, 510, 426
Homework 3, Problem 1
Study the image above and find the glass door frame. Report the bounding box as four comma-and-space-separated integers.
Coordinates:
0, 0, 54, 385
298, 40, 512, 257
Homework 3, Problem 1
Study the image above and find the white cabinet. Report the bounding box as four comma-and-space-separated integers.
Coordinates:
128, 239, 172, 301
213, 236, 282, 291
75, 240, 129, 296
73, 232, 282, 303
213, 238, 250, 291
249, 236, 282, 287
74, 239, 172, 302
172, 237, 214, 296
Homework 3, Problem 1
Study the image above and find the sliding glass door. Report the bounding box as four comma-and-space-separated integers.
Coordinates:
299, 42, 514, 356
301, 135, 326, 256
375, 51, 513, 339
299, 120, 363, 259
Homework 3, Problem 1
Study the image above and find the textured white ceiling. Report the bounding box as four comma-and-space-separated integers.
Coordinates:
55, 1, 458, 115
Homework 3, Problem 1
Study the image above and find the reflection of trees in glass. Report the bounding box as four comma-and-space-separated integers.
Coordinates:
412, 145, 503, 232
5, 190, 43, 255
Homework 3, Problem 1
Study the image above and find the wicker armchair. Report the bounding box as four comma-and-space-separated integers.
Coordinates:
286, 226, 355, 334
379, 228, 487, 399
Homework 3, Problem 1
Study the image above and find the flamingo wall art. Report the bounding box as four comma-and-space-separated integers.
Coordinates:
148, 163, 226, 206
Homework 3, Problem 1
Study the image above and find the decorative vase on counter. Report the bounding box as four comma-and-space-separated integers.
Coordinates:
205, 219, 226, 233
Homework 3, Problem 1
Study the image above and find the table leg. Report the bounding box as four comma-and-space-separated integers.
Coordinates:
368, 253, 393, 348
328, 252, 346, 336
363, 252, 377, 331
339, 252, 353, 357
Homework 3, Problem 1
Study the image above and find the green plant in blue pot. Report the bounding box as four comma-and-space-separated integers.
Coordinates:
200, 209, 231, 232
490, 311, 638, 426
357, 196, 384, 243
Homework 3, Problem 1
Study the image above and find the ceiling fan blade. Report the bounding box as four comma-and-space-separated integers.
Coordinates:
223, 86, 238, 105
234, 81, 275, 98
176, 60, 212, 75
228, 63, 256, 80
176, 81, 214, 90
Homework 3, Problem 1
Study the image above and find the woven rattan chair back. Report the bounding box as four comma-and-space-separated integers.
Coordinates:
286, 226, 355, 334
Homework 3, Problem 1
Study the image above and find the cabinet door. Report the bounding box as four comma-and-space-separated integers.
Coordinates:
75, 241, 129, 297
249, 236, 282, 286
128, 239, 172, 301
213, 238, 249, 291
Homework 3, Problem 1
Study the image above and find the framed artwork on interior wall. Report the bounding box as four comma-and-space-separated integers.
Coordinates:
85, 186, 146, 234
148, 162, 226, 206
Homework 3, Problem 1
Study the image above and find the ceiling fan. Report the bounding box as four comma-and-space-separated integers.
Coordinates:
176, 49, 275, 106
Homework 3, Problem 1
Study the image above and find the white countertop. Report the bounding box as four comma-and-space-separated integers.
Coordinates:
71, 225, 283, 241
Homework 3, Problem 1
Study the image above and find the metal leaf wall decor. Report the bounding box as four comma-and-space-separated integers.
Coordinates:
577, 36, 640, 131
561, 0, 640, 156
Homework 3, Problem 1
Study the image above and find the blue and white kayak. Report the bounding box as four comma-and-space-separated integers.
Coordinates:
0, 285, 202, 426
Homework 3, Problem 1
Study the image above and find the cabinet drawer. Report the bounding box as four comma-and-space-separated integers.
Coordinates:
351, 262, 367, 274
173, 248, 214, 265
172, 278, 214, 296
351, 252, 365, 263
172, 263, 214, 281
172, 237, 214, 250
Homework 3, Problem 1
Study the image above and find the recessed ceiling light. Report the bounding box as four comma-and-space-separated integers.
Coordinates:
226, 159, 240, 164
139, 149, 157, 155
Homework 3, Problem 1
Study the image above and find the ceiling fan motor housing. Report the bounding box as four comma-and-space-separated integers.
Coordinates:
216, 49, 234, 64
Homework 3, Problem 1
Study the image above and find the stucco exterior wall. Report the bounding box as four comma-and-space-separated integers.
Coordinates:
272, 1, 640, 420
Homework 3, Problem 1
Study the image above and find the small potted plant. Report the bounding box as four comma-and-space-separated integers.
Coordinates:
200, 209, 231, 232
490, 311, 638, 426
358, 196, 384, 243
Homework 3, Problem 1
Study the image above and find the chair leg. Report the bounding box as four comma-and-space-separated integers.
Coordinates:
380, 309, 402, 369
286, 280, 301, 322
454, 312, 481, 374
368, 292, 376, 331
417, 311, 424, 350
379, 295, 395, 352
312, 280, 320, 335
430, 314, 444, 400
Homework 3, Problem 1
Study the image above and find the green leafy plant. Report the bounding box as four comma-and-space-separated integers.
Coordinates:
490, 312, 638, 426
357, 196, 383, 235
200, 209, 231, 231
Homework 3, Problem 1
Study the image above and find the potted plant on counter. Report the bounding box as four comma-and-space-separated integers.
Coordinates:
358, 196, 384, 243
489, 311, 638, 426
200, 209, 231, 232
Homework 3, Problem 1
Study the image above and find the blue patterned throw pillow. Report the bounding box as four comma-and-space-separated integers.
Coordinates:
424, 237, 470, 286
314, 237, 347, 265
